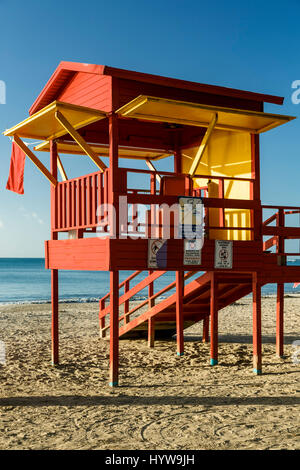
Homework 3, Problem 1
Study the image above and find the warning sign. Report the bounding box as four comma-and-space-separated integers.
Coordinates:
183, 238, 202, 265
148, 239, 167, 269
214, 240, 233, 269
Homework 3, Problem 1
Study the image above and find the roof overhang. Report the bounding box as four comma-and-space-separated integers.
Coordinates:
34, 140, 172, 160
29, 61, 285, 115
3, 101, 107, 140
117, 96, 295, 134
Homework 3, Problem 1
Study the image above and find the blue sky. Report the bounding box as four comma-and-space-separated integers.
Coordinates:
0, 0, 300, 257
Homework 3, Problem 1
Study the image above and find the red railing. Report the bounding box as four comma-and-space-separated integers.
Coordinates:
52, 167, 258, 239
99, 270, 197, 337
262, 205, 300, 260
53, 169, 109, 232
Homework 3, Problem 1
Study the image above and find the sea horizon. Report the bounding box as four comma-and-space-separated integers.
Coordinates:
0, 257, 299, 305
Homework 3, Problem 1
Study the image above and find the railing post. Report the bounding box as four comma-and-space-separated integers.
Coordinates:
124, 280, 130, 325
277, 208, 286, 265
99, 298, 106, 338
218, 178, 225, 227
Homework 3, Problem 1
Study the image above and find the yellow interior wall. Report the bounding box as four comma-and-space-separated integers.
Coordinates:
182, 130, 252, 240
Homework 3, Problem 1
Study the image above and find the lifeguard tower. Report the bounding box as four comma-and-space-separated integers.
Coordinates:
4, 62, 300, 386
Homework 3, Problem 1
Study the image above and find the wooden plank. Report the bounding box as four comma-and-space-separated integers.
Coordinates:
14, 135, 57, 186
189, 113, 217, 176
210, 273, 218, 366
276, 283, 284, 357
51, 269, 59, 365
109, 271, 119, 387
252, 274, 262, 374
176, 271, 184, 356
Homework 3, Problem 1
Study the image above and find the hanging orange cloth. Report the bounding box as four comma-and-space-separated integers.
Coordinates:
6, 141, 26, 194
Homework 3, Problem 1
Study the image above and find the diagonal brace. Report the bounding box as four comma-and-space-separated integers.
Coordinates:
145, 159, 161, 183
55, 110, 107, 172
13, 134, 57, 186
189, 113, 218, 177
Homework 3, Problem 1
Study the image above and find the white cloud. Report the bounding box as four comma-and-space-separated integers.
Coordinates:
0, 220, 3, 228
18, 207, 44, 225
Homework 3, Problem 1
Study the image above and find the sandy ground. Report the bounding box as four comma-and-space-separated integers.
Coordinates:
0, 296, 299, 450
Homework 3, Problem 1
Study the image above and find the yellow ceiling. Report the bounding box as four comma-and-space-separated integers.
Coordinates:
117, 95, 296, 134
34, 140, 172, 160
3, 101, 107, 140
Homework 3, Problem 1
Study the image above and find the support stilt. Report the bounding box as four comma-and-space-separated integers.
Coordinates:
202, 315, 209, 343
276, 283, 284, 357
109, 270, 119, 387
148, 318, 155, 348
210, 273, 218, 365
252, 274, 262, 374
176, 271, 184, 356
51, 269, 59, 365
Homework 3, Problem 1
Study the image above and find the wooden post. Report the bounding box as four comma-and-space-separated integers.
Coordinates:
124, 280, 130, 325
174, 148, 182, 174
250, 134, 261, 241
276, 283, 284, 357
99, 298, 106, 338
148, 318, 155, 348
109, 270, 119, 387
210, 273, 218, 365
148, 270, 155, 347
176, 270, 184, 356
252, 274, 262, 374
50, 140, 59, 365
202, 315, 209, 343
108, 112, 120, 386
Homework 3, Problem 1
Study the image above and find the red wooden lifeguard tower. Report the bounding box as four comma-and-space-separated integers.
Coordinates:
4, 61, 300, 386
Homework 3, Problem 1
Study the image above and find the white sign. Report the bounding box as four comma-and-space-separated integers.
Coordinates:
184, 238, 202, 265
148, 239, 167, 268
214, 240, 233, 269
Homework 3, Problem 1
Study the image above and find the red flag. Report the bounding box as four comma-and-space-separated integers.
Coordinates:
293, 282, 300, 288
6, 141, 26, 194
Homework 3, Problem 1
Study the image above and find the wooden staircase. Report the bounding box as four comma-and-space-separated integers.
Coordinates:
99, 270, 258, 340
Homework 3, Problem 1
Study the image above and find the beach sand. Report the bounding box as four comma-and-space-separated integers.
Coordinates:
0, 296, 299, 450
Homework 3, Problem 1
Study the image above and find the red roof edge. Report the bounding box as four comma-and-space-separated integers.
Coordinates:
29, 61, 105, 115
29, 61, 284, 116
102, 65, 284, 106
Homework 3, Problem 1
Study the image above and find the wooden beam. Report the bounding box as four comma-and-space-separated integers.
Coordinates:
202, 315, 209, 343
55, 110, 107, 172
57, 154, 67, 181
145, 159, 161, 183
176, 270, 184, 356
13, 135, 57, 186
276, 283, 284, 357
189, 113, 218, 176
210, 273, 218, 365
252, 273, 262, 374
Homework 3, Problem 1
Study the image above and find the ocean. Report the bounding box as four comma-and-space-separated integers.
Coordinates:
0, 258, 299, 305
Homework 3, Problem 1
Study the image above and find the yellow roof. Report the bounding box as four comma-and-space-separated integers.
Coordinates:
34, 140, 172, 160
3, 101, 107, 140
117, 95, 296, 133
